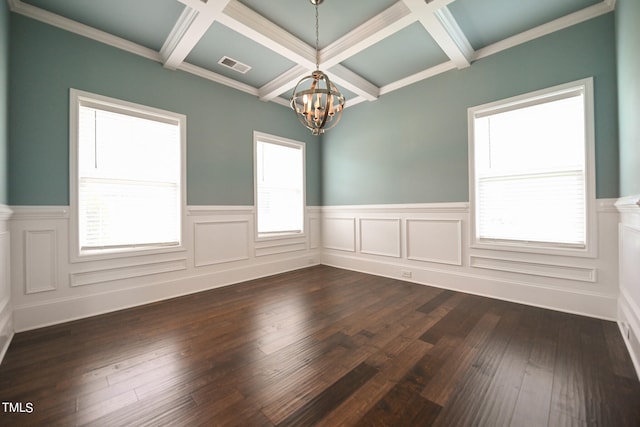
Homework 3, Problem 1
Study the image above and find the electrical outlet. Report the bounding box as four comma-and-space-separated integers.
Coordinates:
401, 270, 412, 279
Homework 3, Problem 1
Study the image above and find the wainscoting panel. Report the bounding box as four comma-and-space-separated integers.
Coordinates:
9, 205, 321, 332
323, 218, 356, 252
359, 218, 401, 258
470, 255, 597, 282
24, 229, 58, 294
407, 219, 462, 266
0, 211, 12, 365
322, 201, 620, 321
0, 232, 9, 307
617, 194, 640, 378
309, 216, 321, 249
255, 237, 307, 257
194, 220, 250, 267
70, 258, 188, 287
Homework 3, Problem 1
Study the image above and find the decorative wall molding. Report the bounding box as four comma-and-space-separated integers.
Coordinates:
618, 212, 640, 378
0, 209, 13, 365
8, 204, 321, 332
187, 205, 254, 216
470, 255, 597, 282
322, 217, 356, 252
619, 288, 640, 379
321, 201, 619, 320
4, 200, 619, 338
0, 205, 12, 221
24, 229, 58, 294
597, 197, 621, 213
359, 218, 401, 258
13, 254, 315, 332
615, 195, 640, 213
322, 252, 617, 321
309, 217, 321, 249
70, 258, 188, 287
255, 236, 307, 257
194, 220, 250, 266
322, 202, 469, 214
10, 205, 69, 220
406, 219, 462, 266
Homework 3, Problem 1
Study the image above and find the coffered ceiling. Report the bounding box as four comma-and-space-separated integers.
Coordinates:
9, 0, 615, 108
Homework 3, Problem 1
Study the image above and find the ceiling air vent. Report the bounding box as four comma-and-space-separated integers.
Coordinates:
218, 56, 251, 74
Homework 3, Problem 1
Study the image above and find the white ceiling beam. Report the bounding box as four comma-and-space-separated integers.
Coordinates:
379, 60, 456, 95
328, 65, 380, 101
321, 1, 416, 68
258, 65, 309, 102
178, 62, 259, 96
161, 0, 232, 70
222, 0, 381, 102
218, 0, 316, 69
402, 0, 473, 69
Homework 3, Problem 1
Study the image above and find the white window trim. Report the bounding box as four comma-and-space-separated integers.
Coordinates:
468, 77, 597, 258
253, 131, 307, 242
69, 88, 187, 262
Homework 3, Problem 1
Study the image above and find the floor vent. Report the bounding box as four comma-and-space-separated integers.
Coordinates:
218, 56, 251, 74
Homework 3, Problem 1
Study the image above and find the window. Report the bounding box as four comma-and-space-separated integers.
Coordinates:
70, 89, 185, 259
254, 132, 305, 238
469, 78, 595, 255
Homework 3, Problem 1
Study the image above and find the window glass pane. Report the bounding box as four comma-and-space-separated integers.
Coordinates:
475, 95, 585, 176
77, 102, 181, 251
473, 86, 588, 247
256, 138, 304, 235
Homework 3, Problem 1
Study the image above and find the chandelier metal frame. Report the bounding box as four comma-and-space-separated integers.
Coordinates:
290, 0, 345, 135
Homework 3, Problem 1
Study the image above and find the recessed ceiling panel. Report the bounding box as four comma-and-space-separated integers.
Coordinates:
339, 23, 449, 88
238, 0, 398, 48
449, 0, 602, 50
186, 22, 297, 88
22, 0, 184, 51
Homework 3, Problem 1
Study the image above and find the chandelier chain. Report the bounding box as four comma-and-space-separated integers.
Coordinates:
315, 3, 320, 70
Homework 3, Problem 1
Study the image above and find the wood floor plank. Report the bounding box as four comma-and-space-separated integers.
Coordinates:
277, 362, 378, 427
509, 307, 557, 427
0, 266, 637, 426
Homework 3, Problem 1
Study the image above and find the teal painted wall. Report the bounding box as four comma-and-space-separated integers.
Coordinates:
8, 14, 321, 206
0, 1, 8, 204
322, 14, 619, 205
616, 0, 640, 197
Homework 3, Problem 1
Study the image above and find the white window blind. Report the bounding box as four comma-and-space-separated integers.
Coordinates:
472, 87, 588, 247
77, 104, 181, 250
255, 137, 304, 236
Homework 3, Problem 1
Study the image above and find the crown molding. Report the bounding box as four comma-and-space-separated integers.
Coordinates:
474, 1, 616, 61
8, 0, 161, 63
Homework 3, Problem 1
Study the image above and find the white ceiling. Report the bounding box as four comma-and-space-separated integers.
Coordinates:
10, 0, 615, 108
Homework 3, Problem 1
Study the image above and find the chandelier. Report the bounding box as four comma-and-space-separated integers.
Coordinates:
290, 0, 345, 135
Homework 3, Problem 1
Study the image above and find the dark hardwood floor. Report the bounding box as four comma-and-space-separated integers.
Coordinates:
0, 265, 638, 426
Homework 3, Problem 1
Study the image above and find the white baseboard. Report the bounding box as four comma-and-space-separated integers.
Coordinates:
618, 289, 640, 379
13, 255, 318, 332
322, 252, 618, 321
